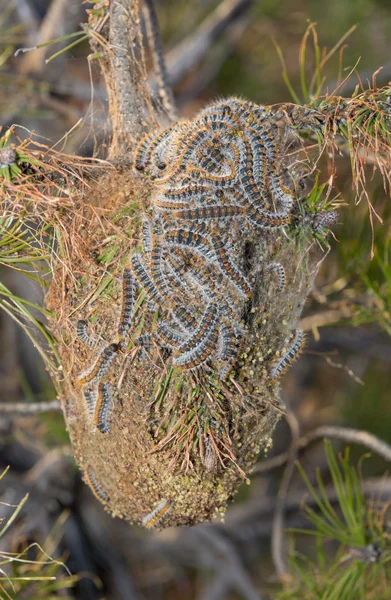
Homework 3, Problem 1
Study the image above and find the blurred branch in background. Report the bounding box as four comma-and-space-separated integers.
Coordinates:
0, 399, 61, 413
18, 0, 85, 75
176, 15, 249, 106
13, 0, 40, 47
165, 0, 253, 87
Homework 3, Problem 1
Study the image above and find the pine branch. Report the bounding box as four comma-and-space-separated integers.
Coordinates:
0, 400, 61, 414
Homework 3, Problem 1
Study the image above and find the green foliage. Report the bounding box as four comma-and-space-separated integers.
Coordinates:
275, 442, 391, 600
335, 191, 391, 335
358, 236, 391, 335
0, 130, 41, 183
33, 31, 89, 65
0, 468, 78, 599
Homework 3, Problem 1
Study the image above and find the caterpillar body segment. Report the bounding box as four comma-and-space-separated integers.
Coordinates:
118, 268, 136, 341
77, 343, 119, 386
149, 230, 171, 298
142, 499, 173, 529
157, 184, 212, 206
212, 236, 252, 297
163, 257, 197, 302
173, 318, 219, 370
173, 304, 220, 369
142, 220, 152, 255
217, 321, 243, 379
170, 305, 198, 333
175, 304, 218, 356
270, 329, 305, 380
76, 319, 95, 348
85, 466, 109, 502
219, 321, 241, 362
166, 204, 245, 222
131, 254, 164, 305
269, 262, 286, 292
134, 122, 184, 176
156, 321, 186, 348
196, 137, 226, 173
83, 387, 97, 416
136, 333, 153, 349
93, 382, 114, 434
163, 228, 215, 264
184, 269, 239, 321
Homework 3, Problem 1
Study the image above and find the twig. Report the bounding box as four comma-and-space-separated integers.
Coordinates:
271, 410, 300, 583
102, 0, 157, 156
324, 60, 391, 98
177, 16, 249, 106
165, 0, 253, 87
142, 0, 178, 121
299, 305, 356, 331
252, 425, 391, 476
196, 527, 261, 600
0, 400, 61, 414
218, 477, 391, 540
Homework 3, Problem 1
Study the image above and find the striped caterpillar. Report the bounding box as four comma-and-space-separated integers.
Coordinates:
74, 97, 308, 398
142, 499, 173, 529
77, 343, 119, 386
118, 269, 136, 341
269, 262, 286, 293
128, 98, 302, 377
85, 466, 109, 502
75, 99, 302, 379
76, 319, 96, 348
93, 382, 114, 434
270, 329, 305, 380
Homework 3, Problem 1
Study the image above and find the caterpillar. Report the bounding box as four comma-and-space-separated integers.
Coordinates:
130, 96, 303, 378
93, 381, 114, 434
163, 228, 215, 263
173, 304, 219, 369
270, 329, 305, 380
77, 343, 119, 386
118, 268, 136, 341
142, 499, 173, 529
175, 304, 217, 356
83, 387, 97, 416
76, 319, 95, 347
166, 204, 245, 222
156, 321, 186, 349
170, 304, 198, 333
130, 254, 164, 305
142, 220, 152, 255
269, 262, 286, 293
212, 236, 252, 297
85, 466, 109, 502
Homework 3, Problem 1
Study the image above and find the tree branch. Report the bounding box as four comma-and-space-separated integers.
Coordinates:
103, 0, 158, 157
252, 425, 391, 476
13, 0, 39, 47
165, 0, 253, 87
19, 0, 84, 75
0, 400, 61, 414
177, 16, 249, 106
271, 410, 300, 583
142, 0, 178, 121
